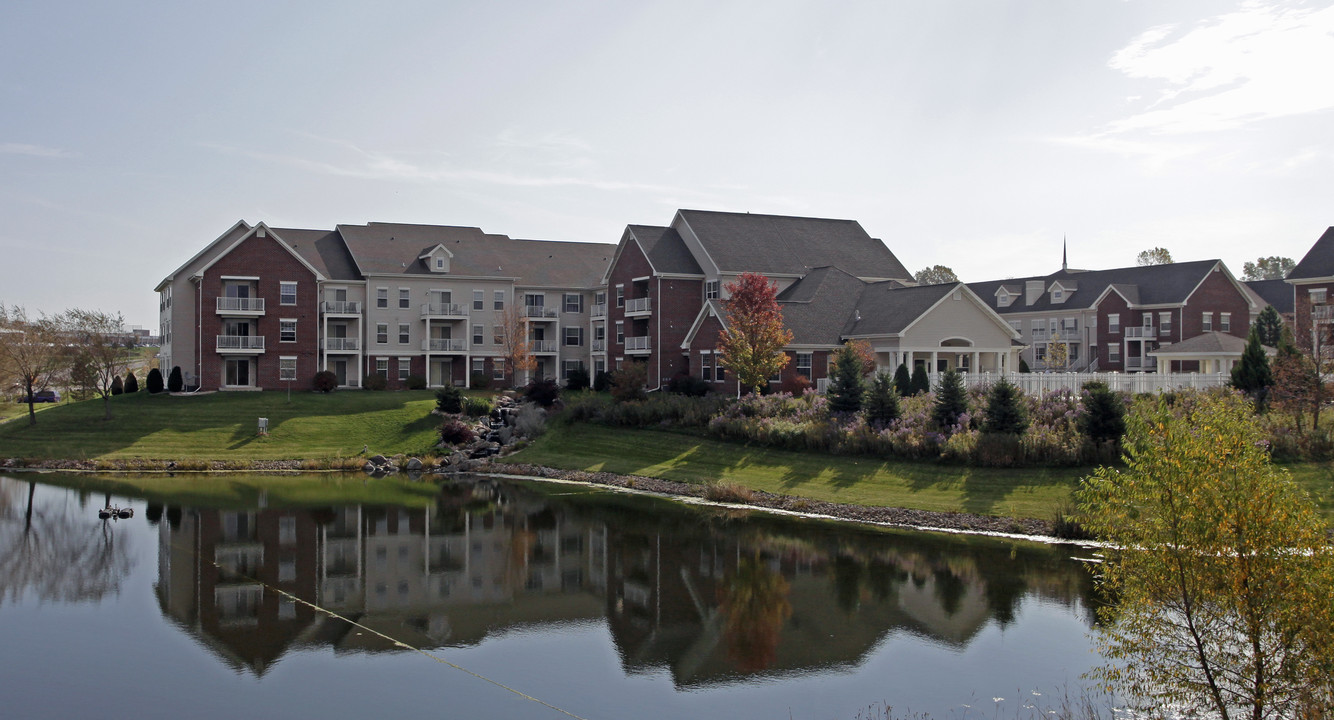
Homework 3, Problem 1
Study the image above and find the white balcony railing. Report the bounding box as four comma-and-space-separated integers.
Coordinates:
423, 338, 467, 352
216, 297, 265, 313
625, 336, 651, 352
1125, 327, 1151, 338
1126, 356, 1148, 369
1314, 305, 1334, 323
321, 300, 361, 314
590, 304, 607, 318
524, 306, 558, 319
323, 337, 359, 351
421, 303, 467, 318
625, 297, 651, 314
217, 335, 265, 351
591, 339, 606, 352
531, 341, 558, 353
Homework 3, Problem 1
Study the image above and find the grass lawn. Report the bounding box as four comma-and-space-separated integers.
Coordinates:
0, 390, 447, 461
504, 422, 1089, 519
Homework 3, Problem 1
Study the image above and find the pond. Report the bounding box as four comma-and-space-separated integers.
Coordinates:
0, 473, 1107, 720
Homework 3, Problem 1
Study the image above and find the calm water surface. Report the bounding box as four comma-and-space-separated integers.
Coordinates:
0, 473, 1104, 720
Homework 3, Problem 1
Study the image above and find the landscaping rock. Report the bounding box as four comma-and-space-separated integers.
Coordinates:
405, 457, 423, 472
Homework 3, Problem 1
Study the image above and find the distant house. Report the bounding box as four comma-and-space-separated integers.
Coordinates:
1284, 226, 1334, 348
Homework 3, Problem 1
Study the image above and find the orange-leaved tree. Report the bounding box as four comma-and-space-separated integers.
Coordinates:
718, 272, 793, 395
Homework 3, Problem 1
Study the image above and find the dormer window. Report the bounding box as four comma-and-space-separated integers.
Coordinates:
1052, 289, 1063, 302
435, 258, 444, 270
997, 292, 1011, 307
420, 244, 453, 273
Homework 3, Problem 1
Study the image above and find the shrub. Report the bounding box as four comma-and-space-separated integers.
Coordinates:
123, 371, 139, 393
439, 418, 475, 446
364, 372, 387, 391
864, 371, 900, 427
910, 364, 930, 395
1079, 380, 1125, 450
514, 402, 547, 437
435, 385, 464, 413
826, 344, 865, 414
592, 370, 612, 393
565, 364, 591, 391
111, 375, 124, 395
464, 396, 492, 417
610, 363, 647, 402
893, 363, 912, 397
981, 379, 1027, 435
524, 378, 561, 408
470, 371, 490, 391
931, 369, 967, 432
668, 372, 712, 397
313, 370, 338, 393
146, 367, 164, 394
405, 374, 428, 390
167, 366, 184, 392
778, 373, 811, 396
1018, 358, 1032, 373
703, 481, 755, 504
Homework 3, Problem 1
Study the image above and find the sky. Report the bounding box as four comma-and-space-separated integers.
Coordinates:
3, 0, 1333, 329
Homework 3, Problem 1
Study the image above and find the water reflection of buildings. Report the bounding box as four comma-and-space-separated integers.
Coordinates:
154, 481, 1093, 683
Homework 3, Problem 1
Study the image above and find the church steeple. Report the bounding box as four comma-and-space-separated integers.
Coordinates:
1062, 235, 1068, 272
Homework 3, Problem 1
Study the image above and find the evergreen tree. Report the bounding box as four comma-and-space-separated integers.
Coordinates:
1253, 305, 1284, 348
931, 368, 968, 431
982, 379, 1027, 435
1018, 358, 1032, 373
167, 366, 184, 392
110, 375, 124, 395
1080, 380, 1126, 448
146, 367, 164, 394
893, 362, 912, 397
910, 363, 930, 395
1231, 324, 1273, 401
124, 370, 139, 393
864, 371, 900, 427
826, 344, 865, 414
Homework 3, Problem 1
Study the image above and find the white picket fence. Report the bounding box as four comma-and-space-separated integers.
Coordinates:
931, 371, 1232, 395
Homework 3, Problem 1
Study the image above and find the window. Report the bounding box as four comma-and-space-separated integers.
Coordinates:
594, 324, 605, 341
715, 358, 725, 382
494, 290, 504, 310
493, 325, 503, 345
436, 257, 444, 270
1202, 312, 1212, 332
1108, 344, 1121, 362
1033, 318, 1046, 340
472, 358, 485, 376
1008, 320, 1021, 333
473, 324, 484, 345
376, 323, 388, 344
997, 293, 1011, 307
280, 282, 297, 305
399, 288, 410, 309
376, 358, 389, 376
564, 293, 583, 313
706, 281, 720, 299
1035, 344, 1048, 361
1312, 288, 1328, 304
796, 352, 812, 378
399, 358, 411, 381
615, 321, 624, 344
473, 290, 484, 310
1052, 289, 1063, 302
1159, 312, 1172, 336
1063, 317, 1078, 334
376, 288, 388, 309
1108, 314, 1120, 333
564, 327, 583, 346
1069, 344, 1079, 361
1220, 312, 1231, 332
563, 360, 581, 379
700, 352, 712, 380
280, 319, 296, 343
398, 323, 410, 344
279, 357, 297, 381
493, 360, 506, 380
595, 291, 606, 306
615, 285, 624, 308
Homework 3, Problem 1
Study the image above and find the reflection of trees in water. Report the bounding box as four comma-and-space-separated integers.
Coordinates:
0, 479, 134, 605
718, 554, 792, 672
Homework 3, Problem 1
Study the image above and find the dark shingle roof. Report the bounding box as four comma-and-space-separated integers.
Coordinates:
967, 260, 1224, 314
626, 225, 703, 275
1287, 227, 1334, 280
846, 283, 958, 336
272, 228, 361, 280
776, 267, 869, 345
1246, 279, 1294, 314
335, 222, 612, 287
676, 209, 911, 280
1149, 332, 1260, 356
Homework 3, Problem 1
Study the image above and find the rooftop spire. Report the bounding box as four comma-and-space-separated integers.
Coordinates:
1062, 235, 1068, 272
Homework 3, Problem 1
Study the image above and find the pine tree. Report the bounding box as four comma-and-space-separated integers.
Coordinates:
146, 367, 164, 394
124, 370, 139, 393
1254, 305, 1284, 348
982, 379, 1027, 435
1080, 380, 1126, 449
893, 362, 912, 397
167, 366, 183, 392
1231, 325, 1272, 402
864, 371, 900, 427
826, 344, 865, 414
110, 375, 124, 395
932, 368, 968, 431
910, 364, 930, 396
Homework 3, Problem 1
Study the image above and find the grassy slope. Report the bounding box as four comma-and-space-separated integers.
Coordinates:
0, 390, 443, 460
504, 422, 1088, 518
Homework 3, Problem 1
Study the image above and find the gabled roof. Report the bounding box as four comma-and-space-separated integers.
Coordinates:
969, 260, 1235, 314
776, 267, 870, 345
1149, 332, 1272, 357
626, 225, 703, 275
196, 223, 328, 281
156, 220, 252, 291
1246, 279, 1294, 314
1286, 227, 1334, 281
674, 209, 911, 280
271, 227, 360, 281
844, 283, 960, 337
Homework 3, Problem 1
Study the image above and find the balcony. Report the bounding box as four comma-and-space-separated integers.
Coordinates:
1125, 327, 1152, 339
217, 335, 265, 353
625, 297, 651, 316
321, 300, 361, 315
625, 336, 651, 354
421, 303, 468, 319
216, 297, 265, 316
323, 337, 359, 352
423, 338, 467, 353
1314, 305, 1334, 324
1126, 356, 1149, 370
531, 341, 558, 354
590, 304, 607, 318
591, 339, 606, 352
524, 306, 558, 320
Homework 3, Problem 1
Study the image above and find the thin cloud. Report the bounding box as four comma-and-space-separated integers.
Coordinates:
0, 142, 78, 158
1107, 1, 1334, 134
